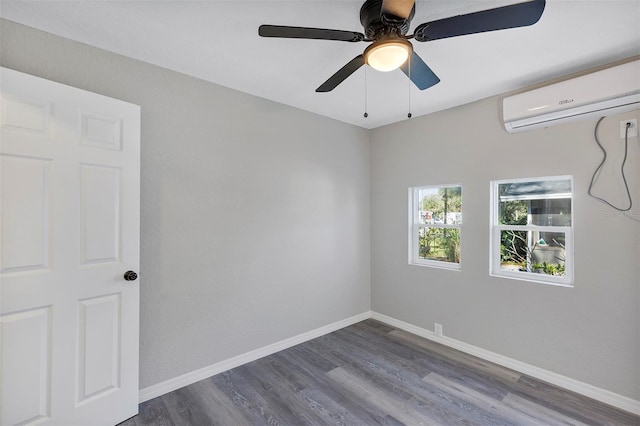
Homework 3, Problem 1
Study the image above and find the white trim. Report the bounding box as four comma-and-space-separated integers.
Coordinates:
138, 311, 371, 403
370, 311, 640, 416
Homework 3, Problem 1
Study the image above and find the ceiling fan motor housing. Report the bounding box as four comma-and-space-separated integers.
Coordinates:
360, 0, 414, 39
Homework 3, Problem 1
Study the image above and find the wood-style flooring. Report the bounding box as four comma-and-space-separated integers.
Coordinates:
120, 319, 640, 426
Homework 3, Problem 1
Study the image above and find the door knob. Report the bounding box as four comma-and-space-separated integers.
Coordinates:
123, 271, 138, 281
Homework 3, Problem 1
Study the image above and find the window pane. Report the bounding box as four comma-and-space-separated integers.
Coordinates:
418, 186, 462, 225
418, 227, 460, 263
497, 199, 528, 225
500, 229, 566, 276
498, 179, 571, 226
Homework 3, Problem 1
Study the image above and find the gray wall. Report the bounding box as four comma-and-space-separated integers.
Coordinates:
370, 98, 640, 400
0, 19, 371, 389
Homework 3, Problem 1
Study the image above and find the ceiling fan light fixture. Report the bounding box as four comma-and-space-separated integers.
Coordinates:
364, 39, 412, 72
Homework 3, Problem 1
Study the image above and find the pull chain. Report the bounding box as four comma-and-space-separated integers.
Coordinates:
407, 57, 412, 119
364, 66, 369, 118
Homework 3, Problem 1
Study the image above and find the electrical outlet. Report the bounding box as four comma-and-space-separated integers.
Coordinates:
620, 119, 638, 138
434, 323, 443, 337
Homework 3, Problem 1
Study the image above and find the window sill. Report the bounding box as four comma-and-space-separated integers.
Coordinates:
410, 259, 461, 271
490, 271, 573, 287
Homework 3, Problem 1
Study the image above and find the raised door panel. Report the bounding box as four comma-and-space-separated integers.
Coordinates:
0, 155, 52, 273
80, 165, 121, 265
1, 95, 52, 137
80, 112, 122, 151
0, 307, 52, 425
0, 94, 54, 162
77, 294, 121, 404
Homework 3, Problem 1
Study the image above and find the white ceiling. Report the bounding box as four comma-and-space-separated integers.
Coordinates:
1, 0, 639, 129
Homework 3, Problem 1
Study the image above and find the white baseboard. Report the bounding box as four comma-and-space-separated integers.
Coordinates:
139, 310, 639, 416
370, 311, 640, 416
138, 311, 371, 403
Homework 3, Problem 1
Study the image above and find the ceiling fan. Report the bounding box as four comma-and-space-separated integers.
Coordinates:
259, 0, 546, 92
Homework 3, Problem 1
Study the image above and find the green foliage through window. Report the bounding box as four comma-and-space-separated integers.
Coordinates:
418, 227, 460, 263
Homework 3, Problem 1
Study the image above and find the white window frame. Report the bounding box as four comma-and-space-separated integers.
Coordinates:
490, 175, 574, 287
408, 184, 462, 270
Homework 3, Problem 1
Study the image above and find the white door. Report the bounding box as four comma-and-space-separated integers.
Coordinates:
0, 67, 140, 426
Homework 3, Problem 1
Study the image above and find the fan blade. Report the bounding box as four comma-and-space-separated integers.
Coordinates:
413, 0, 545, 42
316, 55, 366, 92
400, 52, 440, 90
259, 25, 364, 42
381, 0, 415, 20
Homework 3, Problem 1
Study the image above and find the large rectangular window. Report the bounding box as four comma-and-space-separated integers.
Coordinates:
491, 176, 573, 286
409, 185, 462, 269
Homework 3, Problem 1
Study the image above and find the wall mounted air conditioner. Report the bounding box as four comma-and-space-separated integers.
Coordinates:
503, 58, 640, 133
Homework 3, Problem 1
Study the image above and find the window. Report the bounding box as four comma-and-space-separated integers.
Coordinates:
490, 176, 573, 286
409, 185, 462, 269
